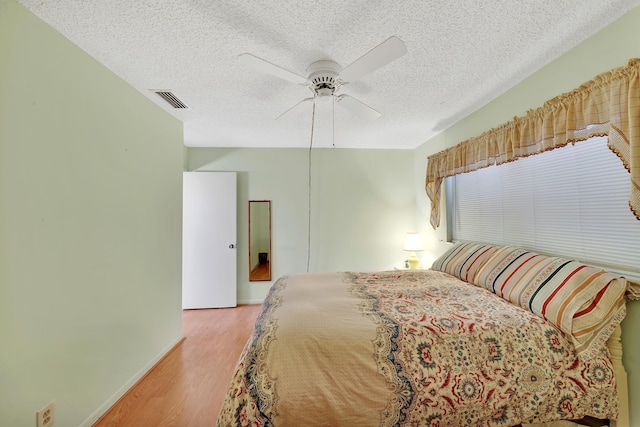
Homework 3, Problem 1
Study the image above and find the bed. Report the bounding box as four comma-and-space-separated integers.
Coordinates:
217, 242, 637, 427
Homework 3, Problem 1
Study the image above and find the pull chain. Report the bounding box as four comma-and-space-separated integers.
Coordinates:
307, 99, 317, 273
332, 96, 335, 148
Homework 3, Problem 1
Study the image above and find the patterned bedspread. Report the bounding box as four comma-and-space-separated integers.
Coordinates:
217, 271, 618, 427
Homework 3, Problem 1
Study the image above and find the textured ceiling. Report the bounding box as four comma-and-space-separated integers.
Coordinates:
17, 0, 640, 149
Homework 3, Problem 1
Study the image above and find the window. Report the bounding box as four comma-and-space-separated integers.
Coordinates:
447, 136, 640, 274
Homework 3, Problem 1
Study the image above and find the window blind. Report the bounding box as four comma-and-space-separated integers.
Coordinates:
449, 136, 640, 274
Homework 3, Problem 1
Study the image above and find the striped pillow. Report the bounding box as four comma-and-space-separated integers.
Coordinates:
432, 242, 628, 359
430, 241, 509, 285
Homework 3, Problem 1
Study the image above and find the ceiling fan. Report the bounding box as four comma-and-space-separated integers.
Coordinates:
239, 36, 407, 120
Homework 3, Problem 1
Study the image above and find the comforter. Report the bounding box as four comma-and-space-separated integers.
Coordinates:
217, 270, 618, 427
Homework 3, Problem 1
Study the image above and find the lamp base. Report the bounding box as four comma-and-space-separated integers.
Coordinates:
407, 253, 420, 270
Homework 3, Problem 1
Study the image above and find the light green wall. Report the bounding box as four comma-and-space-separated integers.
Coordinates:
413, 5, 640, 424
0, 1, 184, 426
187, 148, 417, 303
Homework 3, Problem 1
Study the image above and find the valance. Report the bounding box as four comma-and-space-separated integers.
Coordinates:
426, 58, 640, 229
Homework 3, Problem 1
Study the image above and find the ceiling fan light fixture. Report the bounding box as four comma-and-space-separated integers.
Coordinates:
306, 60, 341, 97
315, 86, 335, 97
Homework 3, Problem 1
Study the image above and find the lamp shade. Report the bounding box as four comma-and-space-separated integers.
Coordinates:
403, 232, 423, 252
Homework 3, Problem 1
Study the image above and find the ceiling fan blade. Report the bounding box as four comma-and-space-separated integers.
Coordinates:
338, 36, 407, 83
239, 53, 308, 85
336, 95, 381, 120
275, 97, 314, 120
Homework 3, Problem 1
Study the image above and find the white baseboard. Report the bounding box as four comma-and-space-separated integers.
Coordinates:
78, 336, 185, 427
238, 298, 265, 305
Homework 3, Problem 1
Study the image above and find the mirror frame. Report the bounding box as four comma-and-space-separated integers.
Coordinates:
248, 200, 272, 281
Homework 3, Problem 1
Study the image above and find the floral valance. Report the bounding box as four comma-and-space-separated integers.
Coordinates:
426, 58, 640, 229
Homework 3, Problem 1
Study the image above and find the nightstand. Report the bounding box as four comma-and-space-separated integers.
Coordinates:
394, 262, 425, 270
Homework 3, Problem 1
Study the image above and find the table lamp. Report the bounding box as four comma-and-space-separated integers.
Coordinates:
404, 232, 423, 269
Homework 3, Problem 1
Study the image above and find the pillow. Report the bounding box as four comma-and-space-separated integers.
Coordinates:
430, 241, 509, 285
432, 242, 628, 359
479, 254, 627, 359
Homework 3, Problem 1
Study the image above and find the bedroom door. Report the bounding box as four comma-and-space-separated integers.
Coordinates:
182, 172, 237, 309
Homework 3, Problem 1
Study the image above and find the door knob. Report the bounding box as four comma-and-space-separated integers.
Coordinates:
229, 244, 236, 249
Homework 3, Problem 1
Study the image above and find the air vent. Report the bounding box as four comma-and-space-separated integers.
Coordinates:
153, 90, 190, 109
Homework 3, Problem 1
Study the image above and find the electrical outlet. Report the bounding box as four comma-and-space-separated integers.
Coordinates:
36, 401, 55, 427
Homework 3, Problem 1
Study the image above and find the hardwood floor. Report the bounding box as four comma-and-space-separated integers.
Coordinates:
249, 262, 270, 281
93, 304, 262, 427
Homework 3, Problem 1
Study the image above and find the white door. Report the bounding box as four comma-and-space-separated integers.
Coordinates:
182, 172, 237, 309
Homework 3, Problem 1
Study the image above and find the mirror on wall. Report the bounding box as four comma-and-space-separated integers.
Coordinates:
248, 200, 271, 281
